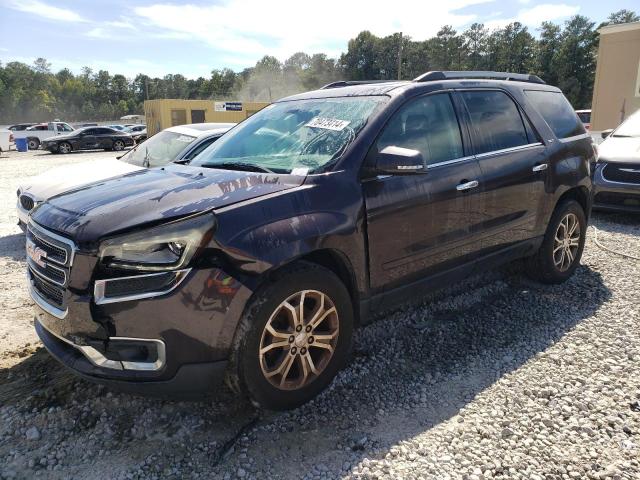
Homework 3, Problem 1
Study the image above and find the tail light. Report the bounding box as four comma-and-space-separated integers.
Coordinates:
9, 134, 14, 143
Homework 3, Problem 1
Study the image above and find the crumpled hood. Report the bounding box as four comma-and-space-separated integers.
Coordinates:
598, 137, 640, 163
30, 164, 304, 244
20, 158, 143, 201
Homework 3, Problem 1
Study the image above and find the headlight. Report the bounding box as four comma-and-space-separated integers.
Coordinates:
99, 213, 215, 271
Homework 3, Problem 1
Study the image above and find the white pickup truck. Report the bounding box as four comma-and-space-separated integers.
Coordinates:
12, 122, 75, 150
0, 129, 14, 153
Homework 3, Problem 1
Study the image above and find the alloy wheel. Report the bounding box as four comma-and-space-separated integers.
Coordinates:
259, 290, 339, 391
113, 140, 124, 151
59, 142, 71, 154
553, 213, 580, 272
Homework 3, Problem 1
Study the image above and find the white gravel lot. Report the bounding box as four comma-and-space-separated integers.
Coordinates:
0, 149, 639, 480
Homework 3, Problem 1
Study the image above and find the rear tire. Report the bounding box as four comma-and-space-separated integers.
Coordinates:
230, 262, 353, 410
113, 139, 125, 151
524, 199, 586, 284
27, 138, 40, 150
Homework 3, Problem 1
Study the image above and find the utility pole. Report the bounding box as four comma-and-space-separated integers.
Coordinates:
397, 32, 403, 80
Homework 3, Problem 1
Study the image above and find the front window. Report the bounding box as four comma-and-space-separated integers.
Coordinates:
122, 130, 196, 167
191, 97, 386, 174
613, 111, 640, 138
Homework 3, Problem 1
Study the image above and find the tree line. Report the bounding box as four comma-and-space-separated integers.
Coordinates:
0, 9, 637, 123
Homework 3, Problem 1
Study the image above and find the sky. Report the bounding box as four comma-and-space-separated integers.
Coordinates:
0, 0, 636, 79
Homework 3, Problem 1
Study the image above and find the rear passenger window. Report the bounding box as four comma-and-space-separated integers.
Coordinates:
524, 90, 585, 139
461, 91, 529, 154
377, 93, 464, 166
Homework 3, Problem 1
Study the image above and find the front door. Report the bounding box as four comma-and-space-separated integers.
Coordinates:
363, 92, 485, 294
458, 89, 548, 254
80, 128, 98, 149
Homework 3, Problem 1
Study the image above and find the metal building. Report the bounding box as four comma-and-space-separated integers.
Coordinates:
591, 21, 640, 131
144, 99, 270, 136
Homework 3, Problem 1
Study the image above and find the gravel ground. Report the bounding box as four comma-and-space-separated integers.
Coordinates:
0, 149, 639, 479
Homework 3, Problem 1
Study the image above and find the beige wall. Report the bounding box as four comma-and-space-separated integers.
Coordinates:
144, 99, 270, 136
591, 23, 640, 131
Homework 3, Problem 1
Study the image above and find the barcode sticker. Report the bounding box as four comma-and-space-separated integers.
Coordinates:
305, 117, 350, 131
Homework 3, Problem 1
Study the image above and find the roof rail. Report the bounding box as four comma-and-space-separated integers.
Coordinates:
413, 71, 545, 85
320, 80, 401, 89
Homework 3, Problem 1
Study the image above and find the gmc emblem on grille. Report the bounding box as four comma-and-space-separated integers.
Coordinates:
26, 239, 47, 268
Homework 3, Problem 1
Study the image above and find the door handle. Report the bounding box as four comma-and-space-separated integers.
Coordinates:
456, 180, 479, 191
532, 163, 548, 172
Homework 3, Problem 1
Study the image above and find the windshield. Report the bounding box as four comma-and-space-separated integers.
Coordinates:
122, 130, 196, 167
191, 97, 386, 174
613, 112, 640, 138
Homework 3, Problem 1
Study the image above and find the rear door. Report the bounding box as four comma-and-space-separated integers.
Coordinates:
458, 89, 547, 254
363, 92, 484, 294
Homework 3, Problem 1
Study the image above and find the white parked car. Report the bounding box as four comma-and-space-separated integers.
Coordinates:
12, 122, 76, 150
0, 129, 14, 153
16, 122, 235, 228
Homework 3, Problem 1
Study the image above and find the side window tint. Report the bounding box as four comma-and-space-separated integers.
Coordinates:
524, 90, 585, 139
462, 91, 529, 154
184, 136, 219, 160
377, 93, 464, 166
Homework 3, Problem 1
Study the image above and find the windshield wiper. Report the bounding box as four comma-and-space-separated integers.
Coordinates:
204, 162, 274, 173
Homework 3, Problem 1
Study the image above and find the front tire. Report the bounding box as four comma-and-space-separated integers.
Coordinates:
27, 138, 40, 150
525, 199, 586, 284
58, 142, 72, 154
231, 262, 353, 410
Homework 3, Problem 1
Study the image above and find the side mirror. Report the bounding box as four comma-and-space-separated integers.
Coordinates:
601, 129, 614, 139
376, 146, 425, 174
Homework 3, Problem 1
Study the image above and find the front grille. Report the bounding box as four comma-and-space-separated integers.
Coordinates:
30, 270, 65, 309
28, 225, 69, 265
19, 194, 35, 211
602, 163, 640, 184
26, 222, 74, 312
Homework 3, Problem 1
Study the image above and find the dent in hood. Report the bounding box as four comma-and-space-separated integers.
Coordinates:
31, 164, 305, 243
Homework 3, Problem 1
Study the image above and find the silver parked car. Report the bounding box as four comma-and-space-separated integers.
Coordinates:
593, 110, 640, 213
17, 123, 235, 228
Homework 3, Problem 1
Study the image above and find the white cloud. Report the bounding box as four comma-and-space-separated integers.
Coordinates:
5, 0, 85, 22
484, 3, 579, 30
517, 4, 580, 26
133, 0, 495, 65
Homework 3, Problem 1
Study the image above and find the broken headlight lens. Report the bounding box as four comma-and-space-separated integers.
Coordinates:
99, 214, 215, 271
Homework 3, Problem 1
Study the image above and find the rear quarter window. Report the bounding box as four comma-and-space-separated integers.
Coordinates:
525, 90, 585, 139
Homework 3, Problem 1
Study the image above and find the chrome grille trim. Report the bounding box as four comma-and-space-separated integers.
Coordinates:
26, 220, 76, 314
27, 221, 76, 267
27, 258, 67, 287
28, 270, 67, 319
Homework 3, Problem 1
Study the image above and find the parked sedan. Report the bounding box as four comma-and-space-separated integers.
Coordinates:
593, 110, 640, 213
41, 126, 135, 154
16, 123, 234, 228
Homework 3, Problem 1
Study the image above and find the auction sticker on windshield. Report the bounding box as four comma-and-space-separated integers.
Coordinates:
305, 117, 350, 131
177, 135, 194, 142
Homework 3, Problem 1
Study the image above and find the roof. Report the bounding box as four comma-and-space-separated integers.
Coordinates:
598, 21, 640, 35
280, 78, 559, 102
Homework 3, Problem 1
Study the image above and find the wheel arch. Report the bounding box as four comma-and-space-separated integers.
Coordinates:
294, 249, 360, 323
554, 185, 591, 219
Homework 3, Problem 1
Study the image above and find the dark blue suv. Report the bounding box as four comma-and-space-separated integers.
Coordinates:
27, 71, 594, 409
